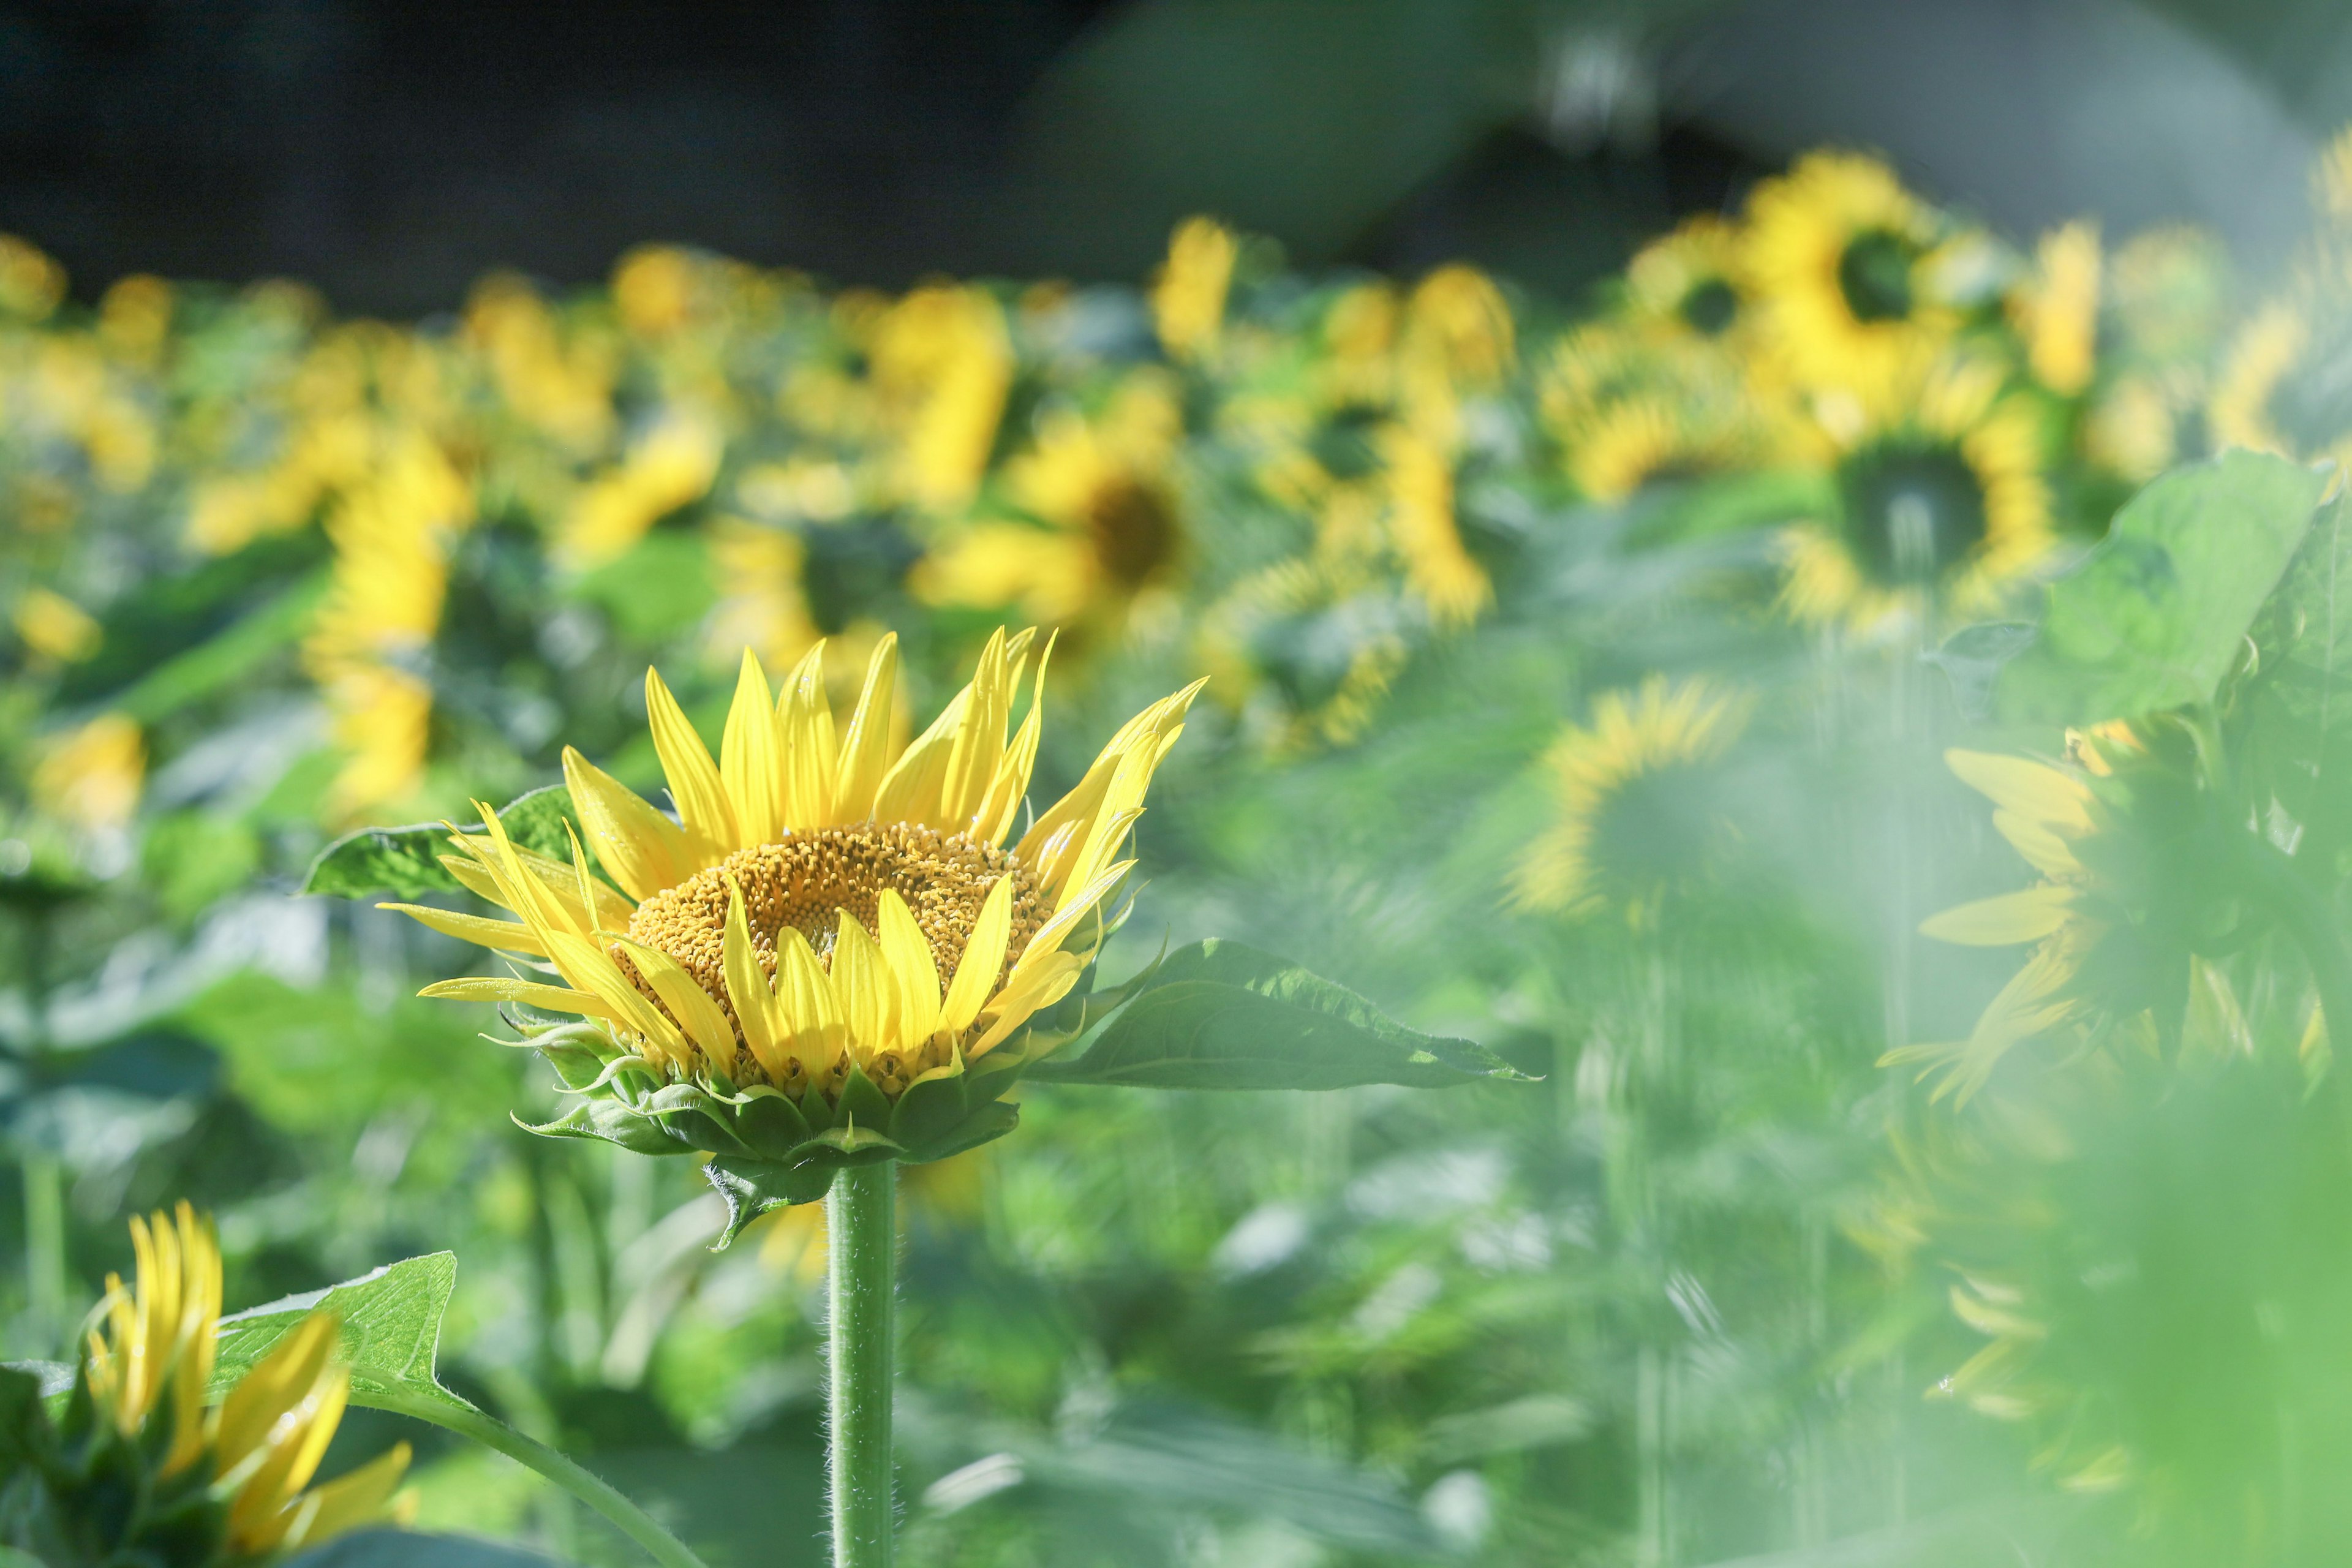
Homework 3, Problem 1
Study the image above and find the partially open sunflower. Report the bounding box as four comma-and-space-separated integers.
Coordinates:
389, 628, 1200, 1231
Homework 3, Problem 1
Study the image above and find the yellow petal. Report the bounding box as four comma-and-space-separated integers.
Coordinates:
1946, 749, 2095, 835
940, 627, 1013, 831
720, 648, 786, 845
974, 633, 1054, 845
723, 883, 793, 1081
216, 1312, 339, 1471
775, 925, 848, 1076
1019, 679, 1204, 893
379, 903, 549, 956
778, 641, 838, 829
876, 889, 943, 1043
833, 633, 900, 822
829, 910, 894, 1057
1919, 886, 2076, 946
280, 1441, 412, 1551
1992, 810, 2085, 880
543, 930, 690, 1068
418, 976, 628, 1021
970, 949, 1086, 1058
941, 875, 1014, 1035
1011, 857, 1134, 993
565, 746, 693, 902
872, 687, 970, 829
612, 938, 739, 1076
645, 665, 738, 859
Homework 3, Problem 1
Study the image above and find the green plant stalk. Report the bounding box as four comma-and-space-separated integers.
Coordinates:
361, 1388, 709, 1568
827, 1162, 898, 1567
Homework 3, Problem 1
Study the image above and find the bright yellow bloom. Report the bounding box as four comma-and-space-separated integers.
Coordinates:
1152, 216, 1238, 363
1510, 676, 1752, 921
612, 245, 700, 337
870, 285, 1012, 513
1745, 151, 1957, 396
1779, 352, 2054, 635
2205, 293, 2352, 469
33, 712, 144, 831
2010, 221, 2101, 397
558, 415, 722, 568
12, 586, 102, 663
1624, 215, 1750, 342
393, 629, 1200, 1102
85, 1205, 412, 1558
464, 274, 617, 453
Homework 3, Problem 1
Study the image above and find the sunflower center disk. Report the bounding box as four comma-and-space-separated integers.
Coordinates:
620, 823, 1047, 1080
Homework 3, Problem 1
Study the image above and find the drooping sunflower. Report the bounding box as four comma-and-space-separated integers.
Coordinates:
5, 1204, 413, 1564
1901, 726, 2223, 1102
1745, 150, 1958, 396
1779, 352, 2055, 634
388, 628, 1199, 1220
1510, 675, 1752, 922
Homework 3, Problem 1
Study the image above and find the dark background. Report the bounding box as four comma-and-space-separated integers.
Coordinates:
4, 0, 2350, 314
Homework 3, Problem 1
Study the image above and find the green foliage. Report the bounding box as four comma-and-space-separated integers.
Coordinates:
299, 786, 586, 901
214, 1253, 471, 1419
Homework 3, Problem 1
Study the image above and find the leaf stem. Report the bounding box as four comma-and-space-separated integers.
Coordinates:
364, 1388, 710, 1568
827, 1162, 898, 1567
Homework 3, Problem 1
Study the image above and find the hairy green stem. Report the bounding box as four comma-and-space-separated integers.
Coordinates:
366, 1389, 709, 1568
827, 1162, 897, 1567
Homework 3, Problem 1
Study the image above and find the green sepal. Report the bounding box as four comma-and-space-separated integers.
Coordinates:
910, 1098, 1021, 1163
512, 1099, 685, 1157
836, 1060, 893, 1128
886, 1065, 971, 1153
704, 1156, 839, 1250
731, 1086, 816, 1160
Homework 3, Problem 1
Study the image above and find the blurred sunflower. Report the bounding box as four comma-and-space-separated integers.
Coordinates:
12, 585, 102, 663
32, 712, 145, 832
1540, 325, 1786, 503
1510, 675, 1752, 922
1779, 352, 2054, 634
1623, 215, 1752, 344
463, 273, 617, 454
2008, 221, 2101, 398
557, 414, 722, 569
1745, 151, 1958, 395
1198, 555, 1407, 751
12, 1204, 413, 1562
391, 628, 1199, 1110
913, 369, 1185, 638
869, 284, 1013, 514
2207, 290, 2352, 467
1152, 216, 1238, 364
1901, 726, 2225, 1102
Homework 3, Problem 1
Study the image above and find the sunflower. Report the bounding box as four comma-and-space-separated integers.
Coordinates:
1510, 675, 1752, 922
1745, 151, 1958, 396
912, 371, 1185, 635
1152, 216, 1238, 364
1778, 352, 2054, 634
2207, 292, 2352, 468
1197, 556, 1406, 751
556, 414, 721, 569
868, 284, 1014, 514
1540, 325, 1787, 503
2008, 221, 2101, 398
388, 629, 1199, 1213
1902, 727, 2220, 1102
12, 586, 102, 663
1624, 214, 1751, 344
10, 1204, 413, 1562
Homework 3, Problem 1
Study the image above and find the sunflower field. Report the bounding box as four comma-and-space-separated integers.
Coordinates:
7, 118, 2352, 1568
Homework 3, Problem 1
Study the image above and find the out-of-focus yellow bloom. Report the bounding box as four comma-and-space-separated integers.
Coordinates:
0, 233, 66, 320
97, 274, 174, 364
870, 284, 1012, 513
33, 712, 144, 831
1382, 426, 1488, 627
2084, 368, 2201, 483
1746, 151, 1957, 396
466, 273, 617, 452
2106, 226, 2231, 367
1540, 325, 1789, 502
2206, 298, 2352, 467
1625, 215, 1751, 343
33, 338, 157, 494
12, 586, 102, 663
1199, 556, 1405, 750
1397, 263, 1515, 445
614, 244, 699, 337
2011, 221, 2101, 397
706, 518, 820, 674
391, 631, 1200, 1103
1780, 352, 2054, 634
85, 1205, 413, 1557
1511, 675, 1752, 921
915, 371, 1184, 633
1152, 216, 1238, 363
304, 433, 474, 818
559, 415, 722, 568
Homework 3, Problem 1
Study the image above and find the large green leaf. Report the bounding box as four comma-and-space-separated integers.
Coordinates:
300, 786, 587, 901
211, 1253, 470, 1417
1024, 940, 1529, 1090
2000, 451, 2328, 724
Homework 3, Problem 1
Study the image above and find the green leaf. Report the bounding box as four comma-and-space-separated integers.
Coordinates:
2000, 451, 2328, 724
1025, 940, 1529, 1090
211, 1253, 472, 1418
282, 1529, 561, 1568
299, 786, 586, 901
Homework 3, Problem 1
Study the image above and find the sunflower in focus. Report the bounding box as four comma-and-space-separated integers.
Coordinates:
389, 630, 1199, 1205
1510, 676, 1752, 923
1901, 725, 2224, 1102
6, 1204, 413, 1563
1779, 352, 2054, 634
1746, 151, 1958, 396
913, 370, 1186, 637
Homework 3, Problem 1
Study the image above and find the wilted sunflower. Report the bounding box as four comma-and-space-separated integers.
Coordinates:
4, 1204, 413, 1564
1779, 352, 2054, 634
388, 628, 1199, 1218
1510, 675, 1752, 922
1902, 726, 2224, 1102
1746, 151, 1958, 396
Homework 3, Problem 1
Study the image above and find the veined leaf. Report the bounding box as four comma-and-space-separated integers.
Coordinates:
1025, 939, 1528, 1090
211, 1252, 471, 1417
2000, 451, 2328, 724
300, 786, 589, 901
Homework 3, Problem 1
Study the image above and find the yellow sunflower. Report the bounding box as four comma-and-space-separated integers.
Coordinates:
1152, 216, 1238, 363
1510, 675, 1752, 922
36, 1205, 414, 1561
2207, 292, 2352, 469
2008, 221, 2101, 398
388, 629, 1199, 1215
1540, 325, 1788, 503
1745, 150, 1958, 396
1779, 352, 2054, 634
1197, 556, 1406, 752
1624, 214, 1751, 344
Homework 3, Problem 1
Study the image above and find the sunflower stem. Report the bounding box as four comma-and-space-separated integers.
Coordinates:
827, 1161, 898, 1567
365, 1388, 710, 1568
